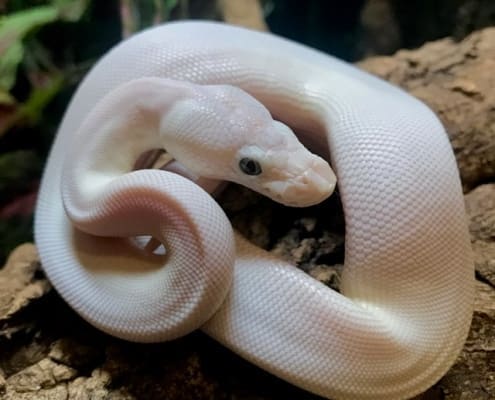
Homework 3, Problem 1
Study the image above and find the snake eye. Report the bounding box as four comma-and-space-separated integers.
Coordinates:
239, 158, 262, 175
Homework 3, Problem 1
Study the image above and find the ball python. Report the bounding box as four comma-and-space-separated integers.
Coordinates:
34, 21, 474, 400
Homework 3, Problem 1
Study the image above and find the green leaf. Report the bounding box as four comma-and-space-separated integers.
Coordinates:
51, 0, 90, 22
0, 1, 89, 93
0, 6, 58, 46
17, 73, 64, 123
0, 90, 16, 106
0, 41, 24, 92
0, 73, 63, 137
0, 6, 59, 91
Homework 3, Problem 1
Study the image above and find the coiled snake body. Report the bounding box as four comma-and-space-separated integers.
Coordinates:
35, 21, 474, 400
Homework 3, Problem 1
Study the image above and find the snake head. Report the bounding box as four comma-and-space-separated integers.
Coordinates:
233, 120, 336, 207
164, 84, 336, 207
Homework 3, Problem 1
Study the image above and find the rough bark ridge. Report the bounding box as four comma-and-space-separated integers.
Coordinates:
359, 29, 495, 191
1, 28, 494, 400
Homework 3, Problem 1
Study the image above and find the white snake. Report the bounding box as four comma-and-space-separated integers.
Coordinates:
34, 21, 474, 400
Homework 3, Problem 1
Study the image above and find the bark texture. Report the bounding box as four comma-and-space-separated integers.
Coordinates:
359, 28, 495, 192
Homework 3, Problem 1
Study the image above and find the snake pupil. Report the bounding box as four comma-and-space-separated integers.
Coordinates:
239, 158, 262, 175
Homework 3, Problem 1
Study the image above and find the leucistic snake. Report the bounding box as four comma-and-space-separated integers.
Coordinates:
35, 21, 474, 400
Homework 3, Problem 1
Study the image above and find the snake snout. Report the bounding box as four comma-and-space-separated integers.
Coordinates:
289, 158, 336, 206
263, 157, 336, 207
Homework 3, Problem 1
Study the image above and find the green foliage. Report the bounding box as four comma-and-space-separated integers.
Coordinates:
0, 1, 183, 263
0, 0, 89, 140
0, 6, 58, 101
0, 0, 88, 102
0, 0, 182, 137
0, 0, 91, 263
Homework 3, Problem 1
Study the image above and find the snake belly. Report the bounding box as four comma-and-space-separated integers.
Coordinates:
34, 21, 474, 400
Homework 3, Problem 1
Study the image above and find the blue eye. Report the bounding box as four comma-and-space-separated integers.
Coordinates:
239, 158, 262, 175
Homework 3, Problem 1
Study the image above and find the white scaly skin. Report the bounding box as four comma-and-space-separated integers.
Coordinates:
35, 21, 474, 400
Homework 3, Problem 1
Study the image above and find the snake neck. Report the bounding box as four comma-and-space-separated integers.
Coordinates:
61, 78, 199, 221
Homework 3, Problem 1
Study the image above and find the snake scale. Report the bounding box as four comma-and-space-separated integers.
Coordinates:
34, 21, 474, 400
